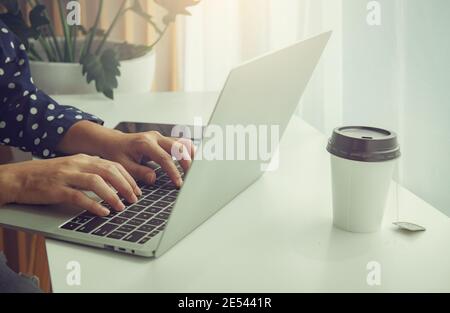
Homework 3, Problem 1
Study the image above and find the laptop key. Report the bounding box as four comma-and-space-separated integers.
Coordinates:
76, 217, 108, 233
148, 230, 160, 237
102, 203, 114, 211
162, 196, 176, 203
106, 211, 119, 218
126, 219, 145, 227
92, 223, 118, 237
80, 211, 96, 218
153, 190, 169, 197
156, 212, 170, 220
161, 184, 176, 191
110, 217, 128, 225
117, 225, 136, 233
123, 231, 147, 243
154, 180, 167, 187
136, 212, 153, 220
61, 222, 81, 230
158, 171, 168, 177
119, 199, 135, 208
71, 216, 92, 224
144, 195, 159, 202
147, 218, 165, 226
128, 205, 146, 213
153, 201, 170, 208
138, 224, 156, 233
163, 182, 178, 190
139, 199, 154, 206
145, 207, 163, 214
107, 231, 127, 240
119, 211, 137, 219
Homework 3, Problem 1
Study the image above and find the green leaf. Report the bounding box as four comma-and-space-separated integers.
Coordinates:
77, 25, 89, 36
80, 49, 121, 99
90, 27, 106, 37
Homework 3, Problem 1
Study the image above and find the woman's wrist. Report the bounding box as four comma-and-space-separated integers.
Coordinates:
0, 164, 20, 205
58, 121, 124, 158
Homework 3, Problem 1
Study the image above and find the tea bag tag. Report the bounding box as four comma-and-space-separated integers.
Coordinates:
393, 222, 426, 232
393, 167, 426, 233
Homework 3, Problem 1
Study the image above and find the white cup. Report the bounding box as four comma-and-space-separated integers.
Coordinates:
327, 127, 400, 233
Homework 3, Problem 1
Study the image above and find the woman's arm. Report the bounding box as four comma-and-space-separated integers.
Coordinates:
58, 121, 195, 188
0, 19, 102, 158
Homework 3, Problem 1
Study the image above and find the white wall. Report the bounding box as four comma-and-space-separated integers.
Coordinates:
341, 0, 450, 216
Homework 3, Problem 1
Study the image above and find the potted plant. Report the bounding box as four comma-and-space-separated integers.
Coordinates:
0, 0, 200, 99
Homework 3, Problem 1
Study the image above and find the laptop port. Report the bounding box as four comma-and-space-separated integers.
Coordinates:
104, 245, 114, 251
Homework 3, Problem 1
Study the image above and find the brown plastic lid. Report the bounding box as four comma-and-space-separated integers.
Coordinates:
327, 126, 401, 162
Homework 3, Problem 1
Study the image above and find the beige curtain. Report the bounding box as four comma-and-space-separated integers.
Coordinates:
43, 0, 180, 91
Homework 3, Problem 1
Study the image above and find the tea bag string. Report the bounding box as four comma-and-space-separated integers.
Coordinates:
396, 161, 400, 222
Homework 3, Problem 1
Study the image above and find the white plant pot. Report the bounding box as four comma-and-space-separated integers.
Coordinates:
29, 49, 155, 96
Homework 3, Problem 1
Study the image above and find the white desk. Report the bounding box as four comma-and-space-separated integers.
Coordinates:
46, 92, 450, 292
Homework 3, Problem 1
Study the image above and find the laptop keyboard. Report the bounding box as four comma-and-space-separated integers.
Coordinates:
59, 164, 183, 245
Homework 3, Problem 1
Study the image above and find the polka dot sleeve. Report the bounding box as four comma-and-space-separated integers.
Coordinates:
0, 20, 104, 158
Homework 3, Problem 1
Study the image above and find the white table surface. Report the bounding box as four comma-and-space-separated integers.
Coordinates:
46, 92, 450, 293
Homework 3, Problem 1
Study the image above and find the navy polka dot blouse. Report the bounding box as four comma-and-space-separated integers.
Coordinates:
0, 19, 103, 158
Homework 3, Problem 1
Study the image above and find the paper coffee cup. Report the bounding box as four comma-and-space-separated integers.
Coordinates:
327, 126, 401, 233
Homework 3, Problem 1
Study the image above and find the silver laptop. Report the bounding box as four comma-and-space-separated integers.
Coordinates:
0, 32, 331, 257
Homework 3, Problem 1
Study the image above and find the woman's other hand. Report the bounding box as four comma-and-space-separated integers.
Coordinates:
0, 154, 141, 216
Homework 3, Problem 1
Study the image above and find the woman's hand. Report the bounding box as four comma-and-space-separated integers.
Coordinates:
100, 131, 195, 188
0, 154, 141, 216
58, 121, 195, 187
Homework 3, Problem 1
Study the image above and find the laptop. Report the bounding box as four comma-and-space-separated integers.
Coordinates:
0, 32, 331, 257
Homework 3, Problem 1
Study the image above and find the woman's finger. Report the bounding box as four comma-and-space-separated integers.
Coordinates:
67, 173, 125, 212
91, 160, 139, 204
137, 140, 182, 187
121, 159, 157, 186
159, 136, 192, 173
114, 161, 142, 197
61, 187, 110, 216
